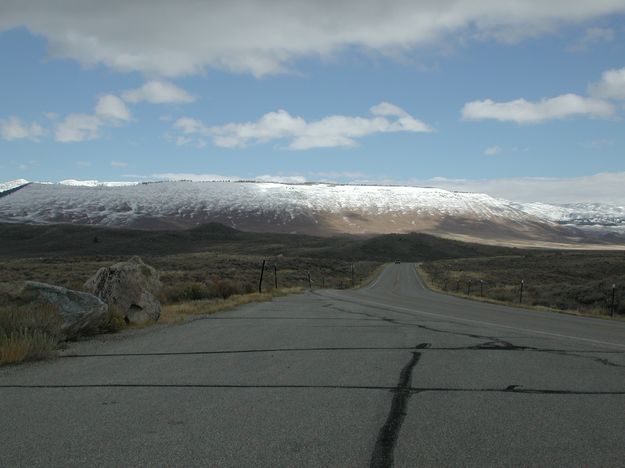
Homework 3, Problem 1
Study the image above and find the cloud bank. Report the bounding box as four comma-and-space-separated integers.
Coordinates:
122, 81, 195, 104
461, 94, 615, 123
589, 66, 625, 100
0, 117, 46, 141
2, 1, 625, 77
55, 94, 132, 142
173, 102, 432, 150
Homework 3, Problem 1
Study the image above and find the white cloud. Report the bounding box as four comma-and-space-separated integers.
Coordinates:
173, 117, 207, 135
55, 113, 102, 142
4, 94, 131, 144
111, 161, 128, 168
173, 102, 432, 150
461, 94, 615, 123
1, 1, 624, 77
55, 94, 131, 142
95, 94, 131, 122
484, 145, 502, 156
122, 81, 195, 104
589, 66, 625, 100
568, 27, 615, 52
0, 117, 46, 141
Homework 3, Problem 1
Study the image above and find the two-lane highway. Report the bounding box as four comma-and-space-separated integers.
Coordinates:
1, 263, 624, 466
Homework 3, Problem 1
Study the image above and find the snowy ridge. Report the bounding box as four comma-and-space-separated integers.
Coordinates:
516, 202, 625, 227
0, 181, 533, 226
0, 179, 29, 193
0, 180, 623, 239
59, 179, 141, 187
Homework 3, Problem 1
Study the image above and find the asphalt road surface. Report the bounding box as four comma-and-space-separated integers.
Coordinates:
1, 263, 624, 467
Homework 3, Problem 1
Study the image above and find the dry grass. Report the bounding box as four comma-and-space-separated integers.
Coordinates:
0, 304, 62, 366
417, 264, 625, 321
160, 287, 303, 324
0, 330, 59, 365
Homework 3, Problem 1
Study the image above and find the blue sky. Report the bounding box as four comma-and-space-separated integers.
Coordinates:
1, 1, 625, 202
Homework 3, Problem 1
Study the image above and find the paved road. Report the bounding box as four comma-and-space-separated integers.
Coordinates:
1, 263, 624, 467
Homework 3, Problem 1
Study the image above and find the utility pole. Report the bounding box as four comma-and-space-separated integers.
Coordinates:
611, 284, 616, 317
274, 264, 278, 290
258, 259, 266, 293
480, 280, 484, 297
519, 280, 524, 304
307, 271, 312, 290
456, 280, 460, 292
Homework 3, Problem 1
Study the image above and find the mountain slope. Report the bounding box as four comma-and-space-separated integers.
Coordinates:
0, 180, 620, 245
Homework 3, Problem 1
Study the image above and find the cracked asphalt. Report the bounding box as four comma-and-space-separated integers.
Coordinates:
1, 263, 624, 467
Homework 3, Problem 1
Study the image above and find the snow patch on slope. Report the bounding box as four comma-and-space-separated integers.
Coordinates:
0, 181, 536, 228
59, 179, 141, 187
2, 179, 623, 235
0, 179, 29, 193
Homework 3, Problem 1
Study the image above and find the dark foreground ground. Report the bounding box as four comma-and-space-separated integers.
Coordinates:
1, 263, 623, 467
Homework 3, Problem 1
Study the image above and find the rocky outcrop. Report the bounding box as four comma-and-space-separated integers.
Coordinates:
84, 256, 162, 325
19, 281, 108, 338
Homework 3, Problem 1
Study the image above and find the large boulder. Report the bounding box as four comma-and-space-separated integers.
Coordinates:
84, 256, 162, 325
20, 281, 108, 338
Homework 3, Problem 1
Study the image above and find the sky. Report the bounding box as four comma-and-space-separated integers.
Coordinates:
1, 0, 625, 203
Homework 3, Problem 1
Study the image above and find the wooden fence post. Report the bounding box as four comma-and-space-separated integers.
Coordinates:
258, 259, 266, 293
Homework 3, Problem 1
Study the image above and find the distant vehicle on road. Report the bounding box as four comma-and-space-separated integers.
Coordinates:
395, 260, 401, 264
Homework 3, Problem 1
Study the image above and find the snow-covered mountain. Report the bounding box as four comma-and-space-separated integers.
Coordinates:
57, 179, 142, 188
0, 179, 29, 194
518, 202, 625, 228
0, 179, 622, 244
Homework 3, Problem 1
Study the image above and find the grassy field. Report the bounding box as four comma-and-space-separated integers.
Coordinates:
0, 221, 521, 320
420, 252, 625, 317
0, 222, 521, 260
2, 221, 623, 366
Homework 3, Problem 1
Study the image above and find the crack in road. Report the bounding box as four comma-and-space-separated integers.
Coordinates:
58, 344, 624, 369
318, 301, 625, 369
319, 300, 514, 343
1, 384, 623, 394
370, 346, 423, 468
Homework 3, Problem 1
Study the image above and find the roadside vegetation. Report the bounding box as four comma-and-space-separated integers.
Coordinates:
0, 302, 61, 366
2, 222, 624, 365
160, 288, 304, 324
419, 252, 625, 318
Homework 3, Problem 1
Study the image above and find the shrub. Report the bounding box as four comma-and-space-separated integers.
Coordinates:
160, 282, 214, 303
160, 278, 254, 304
0, 329, 58, 365
101, 307, 126, 333
0, 304, 62, 366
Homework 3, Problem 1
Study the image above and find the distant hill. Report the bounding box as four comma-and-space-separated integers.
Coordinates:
1, 180, 623, 246
0, 222, 522, 261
